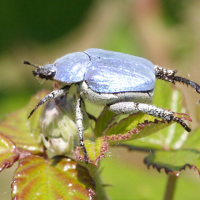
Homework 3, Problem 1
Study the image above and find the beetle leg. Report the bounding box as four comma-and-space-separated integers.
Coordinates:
28, 85, 70, 118
109, 102, 191, 132
75, 97, 88, 164
155, 65, 200, 103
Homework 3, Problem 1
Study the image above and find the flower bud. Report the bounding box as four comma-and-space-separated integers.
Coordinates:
40, 94, 78, 154
41, 134, 73, 155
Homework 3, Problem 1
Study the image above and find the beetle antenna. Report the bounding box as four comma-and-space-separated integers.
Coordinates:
22, 60, 39, 69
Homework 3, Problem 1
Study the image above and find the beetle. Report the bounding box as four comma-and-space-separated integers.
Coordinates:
23, 48, 200, 163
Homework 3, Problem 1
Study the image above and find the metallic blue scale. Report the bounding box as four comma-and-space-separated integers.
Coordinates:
54, 52, 89, 83
84, 48, 155, 93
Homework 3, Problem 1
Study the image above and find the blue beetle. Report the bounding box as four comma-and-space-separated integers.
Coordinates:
23, 48, 200, 163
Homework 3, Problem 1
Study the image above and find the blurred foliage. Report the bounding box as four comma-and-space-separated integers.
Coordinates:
0, 0, 94, 119
0, 0, 94, 53
161, 0, 186, 25
1, 0, 200, 199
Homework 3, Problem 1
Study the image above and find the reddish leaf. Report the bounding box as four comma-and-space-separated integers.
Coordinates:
0, 133, 19, 171
12, 155, 96, 200
0, 91, 49, 155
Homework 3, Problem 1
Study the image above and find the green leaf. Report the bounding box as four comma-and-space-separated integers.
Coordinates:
182, 126, 200, 151
12, 155, 96, 200
144, 149, 200, 176
94, 107, 116, 137
75, 138, 109, 166
152, 80, 190, 148
153, 80, 190, 143
0, 90, 49, 155
0, 133, 19, 171
103, 113, 173, 145
120, 80, 191, 150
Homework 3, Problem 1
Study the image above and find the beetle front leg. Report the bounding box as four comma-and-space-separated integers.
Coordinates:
154, 65, 200, 103
28, 85, 70, 118
75, 97, 88, 164
109, 102, 191, 132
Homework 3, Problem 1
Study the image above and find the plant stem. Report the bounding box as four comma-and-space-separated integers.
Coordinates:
163, 173, 177, 200
87, 164, 110, 200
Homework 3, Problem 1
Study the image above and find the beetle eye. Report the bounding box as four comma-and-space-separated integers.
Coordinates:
40, 70, 56, 80
48, 70, 54, 76
47, 70, 56, 79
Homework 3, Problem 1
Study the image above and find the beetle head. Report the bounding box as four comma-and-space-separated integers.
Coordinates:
23, 61, 56, 80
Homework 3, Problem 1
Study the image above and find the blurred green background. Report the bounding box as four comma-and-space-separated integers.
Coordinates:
1, 0, 200, 199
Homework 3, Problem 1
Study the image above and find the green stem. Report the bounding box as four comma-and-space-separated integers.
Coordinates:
163, 174, 177, 200
87, 164, 110, 200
